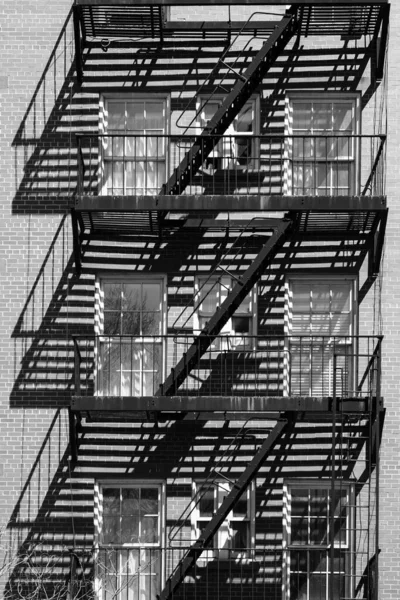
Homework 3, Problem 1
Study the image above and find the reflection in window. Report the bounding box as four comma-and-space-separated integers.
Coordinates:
102, 99, 167, 195
98, 280, 163, 396
97, 485, 161, 600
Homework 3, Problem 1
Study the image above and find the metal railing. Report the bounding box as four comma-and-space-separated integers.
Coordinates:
75, 134, 386, 197
73, 334, 382, 399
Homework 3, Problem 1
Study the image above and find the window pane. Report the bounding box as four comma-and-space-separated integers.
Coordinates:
122, 488, 140, 514
308, 574, 327, 600
127, 102, 145, 130
121, 516, 140, 544
313, 103, 331, 130
230, 521, 248, 549
103, 516, 120, 544
122, 312, 141, 335
232, 316, 250, 334
123, 284, 141, 311
104, 283, 122, 311
200, 282, 218, 314
142, 284, 161, 312
333, 104, 353, 131
292, 103, 311, 131
309, 518, 328, 544
146, 102, 164, 129
142, 516, 159, 543
291, 517, 308, 545
108, 102, 125, 130
103, 488, 120, 515
236, 104, 253, 133
104, 312, 121, 335
199, 488, 214, 517
142, 488, 159, 514
291, 489, 309, 515
233, 493, 248, 517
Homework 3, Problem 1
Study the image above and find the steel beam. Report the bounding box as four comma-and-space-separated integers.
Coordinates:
73, 194, 387, 213
75, 0, 388, 6
70, 395, 378, 414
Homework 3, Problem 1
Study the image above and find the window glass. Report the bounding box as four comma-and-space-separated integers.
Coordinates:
285, 483, 352, 600
103, 98, 167, 195
98, 279, 163, 396
97, 485, 162, 600
288, 279, 354, 396
193, 482, 252, 554
288, 96, 358, 195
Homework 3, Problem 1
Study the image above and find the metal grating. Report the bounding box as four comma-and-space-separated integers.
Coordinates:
296, 4, 382, 37
297, 211, 378, 234
77, 3, 385, 42
80, 5, 166, 39
80, 210, 161, 235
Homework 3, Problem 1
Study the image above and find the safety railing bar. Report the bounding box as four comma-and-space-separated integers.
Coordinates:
357, 338, 383, 392
361, 134, 386, 196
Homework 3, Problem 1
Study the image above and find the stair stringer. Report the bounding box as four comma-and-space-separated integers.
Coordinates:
157, 218, 293, 396
162, 10, 297, 196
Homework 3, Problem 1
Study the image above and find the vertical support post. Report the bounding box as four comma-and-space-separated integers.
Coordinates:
74, 337, 82, 396
71, 209, 82, 278
68, 407, 78, 463
73, 5, 83, 86
330, 354, 337, 600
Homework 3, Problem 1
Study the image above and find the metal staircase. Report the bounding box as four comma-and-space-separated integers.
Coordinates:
161, 10, 297, 196
158, 416, 294, 600
157, 218, 292, 396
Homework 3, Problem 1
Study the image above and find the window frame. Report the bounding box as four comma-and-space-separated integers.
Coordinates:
284, 92, 361, 196
282, 479, 355, 600
284, 275, 358, 397
94, 480, 166, 600
191, 479, 256, 560
196, 94, 260, 170
95, 273, 167, 397
193, 274, 257, 349
99, 93, 171, 196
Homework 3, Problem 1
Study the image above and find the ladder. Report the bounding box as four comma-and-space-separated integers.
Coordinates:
162, 10, 297, 196
158, 416, 294, 600
157, 219, 292, 396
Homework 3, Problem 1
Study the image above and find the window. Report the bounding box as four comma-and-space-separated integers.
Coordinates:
192, 480, 255, 558
197, 96, 259, 169
95, 482, 164, 600
96, 277, 165, 396
286, 278, 356, 396
101, 97, 168, 195
286, 94, 360, 195
283, 481, 354, 600
195, 275, 256, 348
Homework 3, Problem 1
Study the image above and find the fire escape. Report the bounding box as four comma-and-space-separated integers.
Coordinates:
69, 1, 389, 598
